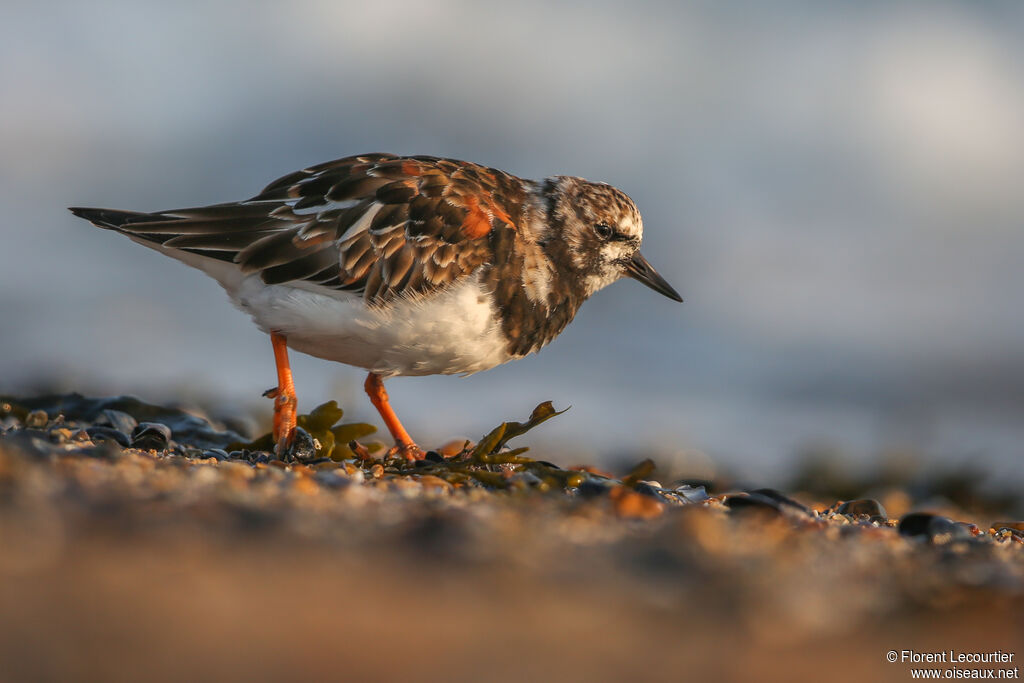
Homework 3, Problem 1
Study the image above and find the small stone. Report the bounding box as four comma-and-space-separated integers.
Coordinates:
370, 463, 384, 479
749, 488, 811, 515
610, 486, 664, 520
291, 475, 319, 495
423, 450, 444, 463
417, 474, 453, 492
203, 449, 230, 461
96, 409, 138, 434
49, 427, 74, 443
673, 485, 710, 503
130, 422, 171, 451
284, 427, 318, 462
898, 513, 973, 544
577, 478, 613, 499
634, 482, 668, 500
837, 499, 887, 518
725, 493, 782, 515
991, 521, 1024, 533
24, 410, 48, 428
314, 470, 351, 489
86, 426, 131, 448
437, 439, 469, 456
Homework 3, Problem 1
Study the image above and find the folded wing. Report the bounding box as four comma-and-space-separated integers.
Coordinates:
71, 153, 527, 303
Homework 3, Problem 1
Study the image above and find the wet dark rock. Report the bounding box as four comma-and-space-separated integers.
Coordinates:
130, 423, 171, 451
0, 393, 245, 449
285, 427, 318, 462
838, 499, 887, 518
414, 458, 434, 468
202, 448, 230, 461
748, 488, 811, 515
86, 426, 131, 448
424, 450, 444, 463
577, 478, 614, 499
898, 513, 974, 544
725, 493, 783, 514
83, 440, 124, 461
95, 409, 138, 434
634, 482, 670, 502
0, 430, 54, 458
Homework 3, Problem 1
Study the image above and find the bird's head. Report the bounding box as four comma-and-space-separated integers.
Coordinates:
543, 176, 682, 302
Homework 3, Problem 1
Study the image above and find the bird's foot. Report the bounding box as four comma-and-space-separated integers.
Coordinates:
391, 441, 426, 462
263, 386, 298, 458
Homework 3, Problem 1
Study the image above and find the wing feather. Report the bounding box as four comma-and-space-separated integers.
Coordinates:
84, 153, 528, 304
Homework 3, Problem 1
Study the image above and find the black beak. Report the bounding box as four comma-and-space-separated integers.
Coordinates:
623, 251, 683, 302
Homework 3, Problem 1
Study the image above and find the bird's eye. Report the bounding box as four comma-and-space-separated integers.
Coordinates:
594, 223, 613, 239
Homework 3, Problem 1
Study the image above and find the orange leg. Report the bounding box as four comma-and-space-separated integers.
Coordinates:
265, 331, 298, 456
364, 372, 423, 461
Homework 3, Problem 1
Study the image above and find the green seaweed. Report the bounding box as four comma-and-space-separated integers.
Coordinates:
365, 401, 581, 492
471, 401, 568, 463
229, 400, 376, 461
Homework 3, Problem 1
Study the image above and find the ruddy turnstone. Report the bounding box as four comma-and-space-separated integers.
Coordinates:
70, 153, 681, 459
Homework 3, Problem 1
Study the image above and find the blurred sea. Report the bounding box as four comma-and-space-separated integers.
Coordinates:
2, 1, 1022, 485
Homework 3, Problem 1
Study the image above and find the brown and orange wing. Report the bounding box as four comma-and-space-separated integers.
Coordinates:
82, 154, 528, 303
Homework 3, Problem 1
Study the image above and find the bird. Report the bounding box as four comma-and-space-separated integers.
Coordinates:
69, 153, 682, 459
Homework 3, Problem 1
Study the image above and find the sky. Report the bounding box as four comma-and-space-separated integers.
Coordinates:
2, 1, 1023, 484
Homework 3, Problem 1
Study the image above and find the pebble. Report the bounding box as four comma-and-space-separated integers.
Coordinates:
416, 474, 453, 493
898, 513, 974, 544
86, 426, 131, 448
130, 423, 171, 451
837, 499, 887, 519
577, 478, 613, 499
285, 427, 319, 462
313, 470, 351, 489
437, 439, 470, 456
96, 409, 138, 434
203, 449, 230, 461
610, 486, 664, 520
749, 488, 812, 515
725, 493, 782, 515
24, 410, 48, 428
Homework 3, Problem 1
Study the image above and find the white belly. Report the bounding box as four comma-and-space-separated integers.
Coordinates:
228, 273, 513, 377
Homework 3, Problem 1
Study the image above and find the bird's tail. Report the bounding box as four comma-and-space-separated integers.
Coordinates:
68, 207, 162, 231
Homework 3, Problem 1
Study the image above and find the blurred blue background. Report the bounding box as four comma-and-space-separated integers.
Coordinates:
2, 1, 1022, 485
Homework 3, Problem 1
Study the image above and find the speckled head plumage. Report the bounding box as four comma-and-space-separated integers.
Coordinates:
541, 175, 680, 302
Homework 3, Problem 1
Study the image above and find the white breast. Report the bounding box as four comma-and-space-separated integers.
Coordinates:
228, 272, 513, 377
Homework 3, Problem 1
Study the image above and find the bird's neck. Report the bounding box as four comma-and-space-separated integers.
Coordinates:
481, 183, 589, 358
